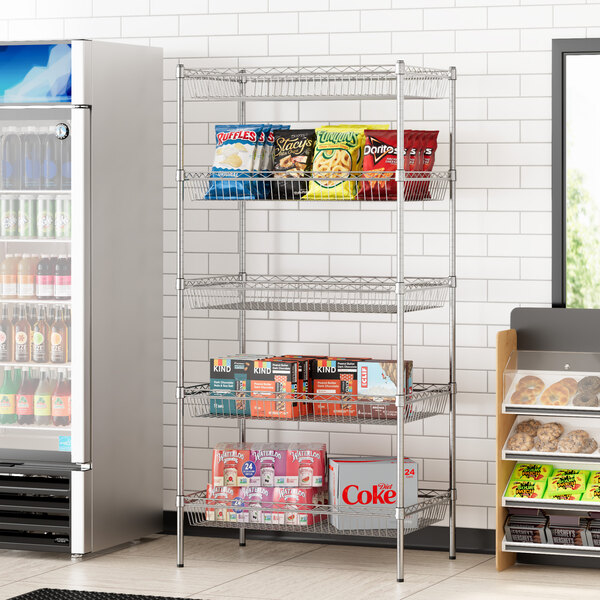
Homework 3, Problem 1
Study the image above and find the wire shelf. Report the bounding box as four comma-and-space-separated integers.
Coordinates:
183, 65, 450, 101
184, 170, 450, 202
185, 489, 450, 537
184, 382, 450, 425
184, 275, 450, 315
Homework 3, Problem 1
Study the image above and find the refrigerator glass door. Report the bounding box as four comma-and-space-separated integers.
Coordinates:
0, 106, 86, 464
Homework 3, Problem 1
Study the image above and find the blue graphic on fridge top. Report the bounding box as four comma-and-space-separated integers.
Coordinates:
0, 44, 71, 104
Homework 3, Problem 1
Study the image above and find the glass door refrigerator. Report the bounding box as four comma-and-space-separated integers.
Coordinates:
0, 41, 163, 555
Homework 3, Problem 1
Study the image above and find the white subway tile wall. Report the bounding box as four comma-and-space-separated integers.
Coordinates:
7, 0, 579, 531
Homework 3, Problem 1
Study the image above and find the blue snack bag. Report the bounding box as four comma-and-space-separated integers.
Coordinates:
205, 124, 263, 200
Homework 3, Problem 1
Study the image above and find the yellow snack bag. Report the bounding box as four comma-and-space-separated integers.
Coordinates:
505, 479, 546, 499
303, 124, 388, 200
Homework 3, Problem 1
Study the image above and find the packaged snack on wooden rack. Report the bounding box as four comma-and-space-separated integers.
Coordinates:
504, 511, 548, 544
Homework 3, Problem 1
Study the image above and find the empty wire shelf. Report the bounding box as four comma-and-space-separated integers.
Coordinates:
184, 275, 451, 314
184, 170, 451, 203
185, 489, 450, 537
185, 383, 450, 425
183, 65, 450, 101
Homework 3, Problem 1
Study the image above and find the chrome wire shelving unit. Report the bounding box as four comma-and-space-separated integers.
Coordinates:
175, 61, 457, 582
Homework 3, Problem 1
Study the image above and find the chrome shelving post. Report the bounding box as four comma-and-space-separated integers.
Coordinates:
448, 66, 457, 561
238, 68, 247, 548
176, 63, 185, 568
395, 59, 406, 584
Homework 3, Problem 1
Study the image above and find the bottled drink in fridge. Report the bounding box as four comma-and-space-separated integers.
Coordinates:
0, 304, 13, 362
32, 305, 49, 363
52, 369, 70, 427
0, 368, 20, 425
66, 307, 71, 360
1, 254, 18, 299
1, 126, 21, 190
36, 195, 55, 238
17, 254, 35, 299
50, 306, 67, 363
36, 255, 54, 299
55, 256, 70, 300
34, 369, 53, 425
42, 126, 60, 190
14, 304, 30, 362
0, 194, 18, 238
17, 367, 39, 425
23, 126, 41, 190
55, 195, 71, 239
18, 194, 36, 238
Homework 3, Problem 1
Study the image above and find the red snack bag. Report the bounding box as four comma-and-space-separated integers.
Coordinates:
359, 130, 398, 201
421, 131, 439, 200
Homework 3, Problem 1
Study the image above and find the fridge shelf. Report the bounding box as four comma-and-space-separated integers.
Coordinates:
0, 239, 71, 244
185, 275, 450, 314
0, 424, 70, 432
0, 190, 71, 195
0, 362, 70, 369
184, 65, 450, 102
184, 170, 451, 203
0, 299, 71, 304
185, 489, 450, 537
184, 382, 450, 425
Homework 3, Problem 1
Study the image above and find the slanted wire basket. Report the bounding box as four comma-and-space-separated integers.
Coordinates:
185, 489, 450, 537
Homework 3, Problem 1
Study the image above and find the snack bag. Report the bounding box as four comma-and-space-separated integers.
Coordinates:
548, 473, 587, 493
552, 469, 590, 486
271, 129, 316, 200
582, 485, 600, 502
511, 463, 553, 482
303, 124, 388, 200
255, 124, 289, 199
262, 125, 290, 171
359, 129, 398, 201
205, 124, 263, 200
417, 130, 439, 200
588, 471, 600, 487
505, 479, 546, 499
543, 490, 582, 501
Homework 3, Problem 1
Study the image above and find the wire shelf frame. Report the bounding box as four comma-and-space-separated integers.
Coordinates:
183, 65, 450, 101
184, 382, 450, 425
184, 275, 451, 315
185, 489, 450, 537
184, 170, 451, 202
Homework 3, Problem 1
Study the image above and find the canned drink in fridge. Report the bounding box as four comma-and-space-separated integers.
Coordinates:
17, 194, 36, 239
36, 195, 55, 238
0, 194, 18, 238
55, 194, 71, 239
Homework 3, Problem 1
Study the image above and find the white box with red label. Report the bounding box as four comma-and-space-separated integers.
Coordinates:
328, 456, 418, 530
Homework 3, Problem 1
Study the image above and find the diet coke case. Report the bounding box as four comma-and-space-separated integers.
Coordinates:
272, 487, 324, 526
328, 456, 418, 530
212, 443, 251, 487
205, 484, 243, 522
281, 443, 326, 487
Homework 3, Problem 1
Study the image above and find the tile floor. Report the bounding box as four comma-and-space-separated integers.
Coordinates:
0, 535, 598, 599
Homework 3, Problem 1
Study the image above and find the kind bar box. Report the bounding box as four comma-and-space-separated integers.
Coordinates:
249, 359, 307, 419
212, 443, 251, 487
328, 456, 418, 530
311, 358, 362, 417
272, 486, 324, 526
210, 358, 253, 416
357, 360, 413, 420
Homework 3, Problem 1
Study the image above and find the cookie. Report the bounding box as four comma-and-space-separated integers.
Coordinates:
578, 376, 600, 394
557, 437, 584, 453
557, 377, 577, 396
515, 419, 542, 436
540, 383, 570, 406
516, 376, 545, 395
536, 422, 564, 441
564, 429, 590, 443
573, 392, 599, 408
507, 432, 535, 452
511, 389, 537, 405
582, 438, 598, 454
534, 438, 558, 453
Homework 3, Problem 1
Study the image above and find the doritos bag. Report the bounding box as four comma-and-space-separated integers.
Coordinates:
359, 130, 398, 201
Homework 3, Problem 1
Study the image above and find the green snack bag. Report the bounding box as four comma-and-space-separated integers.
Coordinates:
511, 463, 553, 482
544, 489, 581, 501
548, 473, 587, 493
505, 479, 546, 499
582, 485, 600, 502
552, 469, 590, 486
588, 471, 600, 487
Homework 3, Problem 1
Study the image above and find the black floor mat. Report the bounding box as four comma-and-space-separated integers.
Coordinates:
10, 590, 191, 600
